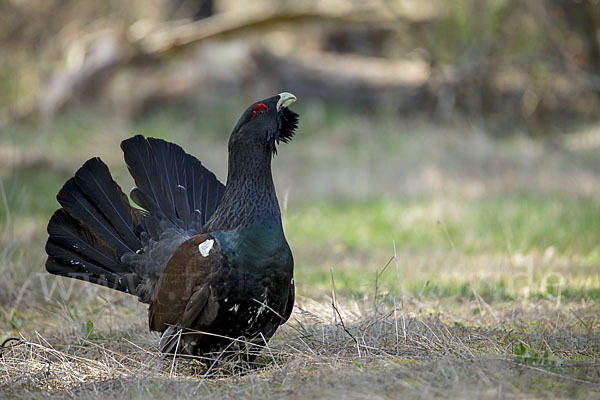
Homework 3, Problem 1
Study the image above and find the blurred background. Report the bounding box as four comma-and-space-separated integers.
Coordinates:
1, 0, 599, 318
3, 0, 600, 128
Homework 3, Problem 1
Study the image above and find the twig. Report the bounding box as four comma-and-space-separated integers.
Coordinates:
260, 332, 280, 370
193, 340, 237, 393
418, 280, 430, 299
393, 296, 399, 353
330, 268, 361, 358
0, 337, 28, 358
169, 329, 182, 379
513, 360, 600, 389
332, 302, 361, 358
330, 268, 338, 326
374, 256, 395, 312
393, 240, 407, 340
570, 309, 591, 331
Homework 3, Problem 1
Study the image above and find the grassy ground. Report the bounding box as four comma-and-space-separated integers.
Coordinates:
0, 102, 599, 398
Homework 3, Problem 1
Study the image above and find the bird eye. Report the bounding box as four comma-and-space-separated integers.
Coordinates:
251, 104, 268, 120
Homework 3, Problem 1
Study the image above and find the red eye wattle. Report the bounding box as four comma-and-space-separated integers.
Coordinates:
251, 103, 268, 120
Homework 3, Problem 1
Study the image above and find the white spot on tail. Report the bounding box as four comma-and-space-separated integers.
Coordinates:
198, 239, 214, 257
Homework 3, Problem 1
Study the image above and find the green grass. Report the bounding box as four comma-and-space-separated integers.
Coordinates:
285, 197, 600, 301
287, 197, 600, 256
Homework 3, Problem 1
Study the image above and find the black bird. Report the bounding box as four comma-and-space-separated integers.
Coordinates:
45, 92, 299, 361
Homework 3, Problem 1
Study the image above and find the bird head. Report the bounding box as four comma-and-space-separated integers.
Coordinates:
229, 92, 299, 156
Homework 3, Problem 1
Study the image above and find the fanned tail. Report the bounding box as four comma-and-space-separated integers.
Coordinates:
45, 135, 226, 302
45, 158, 144, 295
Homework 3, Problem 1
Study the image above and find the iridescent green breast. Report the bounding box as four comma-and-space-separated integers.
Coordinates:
212, 218, 292, 274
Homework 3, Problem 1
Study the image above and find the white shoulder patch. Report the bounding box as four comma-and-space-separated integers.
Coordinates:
198, 239, 214, 257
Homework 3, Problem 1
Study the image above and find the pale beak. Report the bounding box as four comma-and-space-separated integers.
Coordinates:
276, 92, 297, 111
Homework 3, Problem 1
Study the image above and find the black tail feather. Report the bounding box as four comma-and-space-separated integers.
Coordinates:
56, 179, 137, 255
121, 135, 224, 234
46, 158, 144, 296
47, 209, 121, 272
46, 240, 133, 290
45, 257, 139, 294
73, 159, 142, 249
174, 184, 191, 231
130, 186, 166, 229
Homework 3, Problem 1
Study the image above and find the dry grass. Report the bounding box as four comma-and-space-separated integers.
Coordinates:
1, 291, 599, 399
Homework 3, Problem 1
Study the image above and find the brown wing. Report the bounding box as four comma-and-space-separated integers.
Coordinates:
148, 233, 223, 333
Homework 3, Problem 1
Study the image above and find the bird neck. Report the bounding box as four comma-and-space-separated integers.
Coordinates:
203, 148, 280, 232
